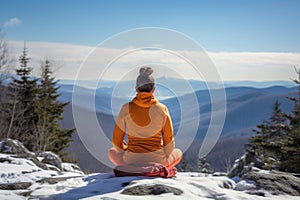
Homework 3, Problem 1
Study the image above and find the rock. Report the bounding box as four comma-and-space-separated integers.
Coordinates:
228, 151, 264, 178
246, 190, 266, 196
37, 176, 83, 184
228, 151, 300, 196
227, 154, 246, 178
62, 162, 84, 174
12, 154, 48, 170
213, 172, 227, 176
46, 164, 61, 172
0, 157, 13, 163
121, 184, 183, 196
37, 151, 62, 170
243, 171, 300, 196
0, 139, 48, 170
221, 180, 236, 189
0, 182, 32, 190
0, 138, 32, 156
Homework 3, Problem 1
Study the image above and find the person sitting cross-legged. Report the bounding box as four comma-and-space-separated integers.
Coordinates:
108, 66, 182, 176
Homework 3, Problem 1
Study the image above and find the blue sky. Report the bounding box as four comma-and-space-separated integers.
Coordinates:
1, 0, 300, 52
1, 0, 300, 82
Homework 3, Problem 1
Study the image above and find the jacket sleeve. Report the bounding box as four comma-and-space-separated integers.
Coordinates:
162, 107, 175, 157
112, 105, 128, 151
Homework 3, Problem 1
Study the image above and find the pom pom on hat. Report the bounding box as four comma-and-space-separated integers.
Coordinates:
139, 66, 153, 77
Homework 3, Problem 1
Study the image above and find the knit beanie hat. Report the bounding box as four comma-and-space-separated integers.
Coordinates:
136, 66, 155, 91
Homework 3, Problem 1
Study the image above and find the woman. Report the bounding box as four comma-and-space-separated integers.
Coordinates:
108, 66, 182, 169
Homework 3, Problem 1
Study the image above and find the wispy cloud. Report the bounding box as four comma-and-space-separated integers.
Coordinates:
8, 40, 300, 82
208, 52, 300, 81
3, 17, 22, 28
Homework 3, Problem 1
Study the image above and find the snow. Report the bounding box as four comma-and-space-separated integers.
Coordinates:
0, 153, 299, 200
0, 153, 55, 184
62, 163, 84, 175
25, 172, 299, 200
37, 151, 61, 162
212, 172, 227, 176
0, 190, 25, 200
252, 167, 271, 174
235, 180, 256, 191
0, 153, 81, 184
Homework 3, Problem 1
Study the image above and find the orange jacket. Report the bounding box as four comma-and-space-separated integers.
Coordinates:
112, 92, 175, 163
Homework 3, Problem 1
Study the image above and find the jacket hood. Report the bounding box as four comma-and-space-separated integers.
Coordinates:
132, 92, 157, 108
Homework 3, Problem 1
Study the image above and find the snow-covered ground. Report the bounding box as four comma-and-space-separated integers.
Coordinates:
29, 173, 300, 200
0, 153, 83, 184
0, 153, 299, 200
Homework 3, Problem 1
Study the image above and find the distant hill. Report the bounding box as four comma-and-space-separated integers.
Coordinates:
59, 78, 297, 91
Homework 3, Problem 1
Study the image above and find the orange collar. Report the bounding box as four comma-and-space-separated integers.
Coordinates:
132, 92, 157, 108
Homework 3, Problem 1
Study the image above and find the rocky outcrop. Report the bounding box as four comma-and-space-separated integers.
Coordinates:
0, 138, 84, 175
228, 152, 300, 196
228, 151, 264, 178
37, 151, 62, 170
243, 171, 300, 196
0, 138, 48, 170
62, 162, 83, 174
37, 176, 84, 184
121, 184, 183, 196
0, 138, 32, 156
0, 182, 32, 190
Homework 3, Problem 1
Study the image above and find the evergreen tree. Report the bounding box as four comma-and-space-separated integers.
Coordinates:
34, 59, 75, 159
247, 68, 300, 173
3, 44, 74, 160
248, 100, 287, 170
179, 153, 191, 172
197, 157, 213, 174
280, 68, 300, 172
6, 44, 38, 149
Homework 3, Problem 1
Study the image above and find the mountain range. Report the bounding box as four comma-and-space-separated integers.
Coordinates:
57, 79, 297, 172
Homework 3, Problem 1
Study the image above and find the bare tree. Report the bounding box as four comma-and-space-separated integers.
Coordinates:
0, 28, 13, 137
6, 87, 27, 139
206, 137, 247, 172
0, 28, 13, 83
0, 85, 8, 137
0, 86, 28, 139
